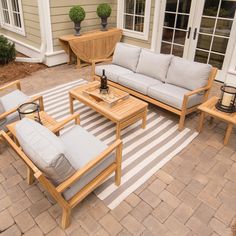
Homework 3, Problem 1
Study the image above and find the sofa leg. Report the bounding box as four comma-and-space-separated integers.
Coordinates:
61, 208, 71, 229
179, 113, 186, 131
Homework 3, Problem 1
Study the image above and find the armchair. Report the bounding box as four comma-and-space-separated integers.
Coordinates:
0, 80, 44, 131
0, 113, 122, 229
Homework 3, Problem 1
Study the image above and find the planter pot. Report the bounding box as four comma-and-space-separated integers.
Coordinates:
74, 21, 81, 36
100, 17, 108, 31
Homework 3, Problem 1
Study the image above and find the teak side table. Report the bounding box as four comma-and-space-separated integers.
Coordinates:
198, 96, 236, 145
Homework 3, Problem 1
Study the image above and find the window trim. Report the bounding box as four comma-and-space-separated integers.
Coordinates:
0, 0, 25, 36
117, 0, 152, 40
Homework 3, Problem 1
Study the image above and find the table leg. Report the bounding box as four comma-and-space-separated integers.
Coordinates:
27, 167, 34, 185
76, 57, 81, 69
198, 112, 205, 132
69, 94, 74, 114
116, 123, 121, 140
224, 123, 233, 145
142, 109, 147, 129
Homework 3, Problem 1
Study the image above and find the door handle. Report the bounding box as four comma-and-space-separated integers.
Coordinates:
193, 28, 197, 40
187, 27, 191, 39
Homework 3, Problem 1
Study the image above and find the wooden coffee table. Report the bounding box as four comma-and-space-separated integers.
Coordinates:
198, 96, 236, 145
69, 81, 148, 139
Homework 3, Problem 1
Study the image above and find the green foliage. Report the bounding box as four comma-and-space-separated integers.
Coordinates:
97, 3, 112, 18
0, 35, 16, 65
69, 5, 86, 23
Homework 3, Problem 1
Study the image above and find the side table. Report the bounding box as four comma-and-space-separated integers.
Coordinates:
198, 96, 236, 145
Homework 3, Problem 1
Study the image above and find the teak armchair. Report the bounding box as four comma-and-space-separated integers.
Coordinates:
0, 80, 44, 129
0, 113, 122, 229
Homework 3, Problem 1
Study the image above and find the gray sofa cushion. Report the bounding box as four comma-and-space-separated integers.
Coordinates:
15, 118, 75, 185
95, 64, 134, 83
60, 125, 115, 200
118, 73, 162, 95
112, 42, 141, 71
136, 49, 172, 82
166, 57, 212, 91
147, 84, 203, 109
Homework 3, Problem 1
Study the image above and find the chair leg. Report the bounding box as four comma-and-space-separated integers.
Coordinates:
61, 208, 71, 229
179, 112, 186, 131
115, 165, 121, 186
115, 142, 122, 186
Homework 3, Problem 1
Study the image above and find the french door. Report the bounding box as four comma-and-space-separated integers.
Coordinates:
156, 0, 236, 82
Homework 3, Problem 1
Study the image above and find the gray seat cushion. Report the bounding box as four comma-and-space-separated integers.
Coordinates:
60, 125, 115, 200
0, 90, 30, 131
95, 64, 134, 83
112, 42, 141, 71
166, 57, 212, 91
136, 49, 172, 82
15, 118, 75, 185
147, 84, 203, 109
118, 73, 162, 95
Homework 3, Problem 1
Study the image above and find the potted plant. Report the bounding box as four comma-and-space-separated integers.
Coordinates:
69, 5, 86, 36
97, 3, 112, 31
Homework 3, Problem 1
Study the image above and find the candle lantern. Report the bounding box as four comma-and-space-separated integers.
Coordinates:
17, 102, 42, 123
215, 85, 236, 113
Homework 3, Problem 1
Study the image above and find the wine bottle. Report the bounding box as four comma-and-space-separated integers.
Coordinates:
100, 69, 108, 93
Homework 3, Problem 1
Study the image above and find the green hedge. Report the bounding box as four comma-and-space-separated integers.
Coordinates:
0, 35, 16, 65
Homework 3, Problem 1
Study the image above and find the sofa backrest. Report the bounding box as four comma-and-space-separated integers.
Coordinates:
112, 42, 141, 72
166, 56, 212, 91
136, 49, 173, 82
15, 118, 75, 185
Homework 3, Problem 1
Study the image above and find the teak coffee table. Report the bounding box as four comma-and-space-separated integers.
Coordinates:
69, 81, 148, 139
198, 96, 236, 145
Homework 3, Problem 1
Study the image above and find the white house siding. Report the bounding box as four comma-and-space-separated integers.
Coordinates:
0, 0, 41, 49
49, 0, 117, 52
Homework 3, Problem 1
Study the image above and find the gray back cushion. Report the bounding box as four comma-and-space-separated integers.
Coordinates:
112, 42, 141, 72
136, 49, 173, 82
166, 57, 212, 91
15, 118, 75, 185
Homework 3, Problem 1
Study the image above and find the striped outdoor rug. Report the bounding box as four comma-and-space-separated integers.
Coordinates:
36, 79, 198, 209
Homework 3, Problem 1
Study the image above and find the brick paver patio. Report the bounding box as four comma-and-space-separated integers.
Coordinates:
0, 65, 235, 236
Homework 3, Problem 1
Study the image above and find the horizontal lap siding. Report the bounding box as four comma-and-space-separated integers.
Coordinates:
50, 0, 117, 51
0, 0, 41, 48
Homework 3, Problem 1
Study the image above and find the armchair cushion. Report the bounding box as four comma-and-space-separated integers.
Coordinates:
147, 83, 203, 109
136, 49, 172, 82
15, 118, 75, 185
112, 42, 141, 71
60, 125, 115, 200
118, 73, 162, 95
166, 57, 212, 91
95, 64, 134, 83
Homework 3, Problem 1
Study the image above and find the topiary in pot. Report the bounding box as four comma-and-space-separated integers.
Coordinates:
0, 35, 16, 65
97, 3, 112, 31
69, 5, 86, 36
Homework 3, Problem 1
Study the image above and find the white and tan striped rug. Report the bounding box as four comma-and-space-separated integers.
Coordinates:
36, 79, 198, 209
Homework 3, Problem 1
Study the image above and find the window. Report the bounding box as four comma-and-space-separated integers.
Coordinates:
117, 0, 152, 40
0, 0, 25, 35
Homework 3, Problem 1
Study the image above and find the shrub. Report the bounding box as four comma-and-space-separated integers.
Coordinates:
97, 3, 112, 18
69, 5, 86, 23
0, 35, 16, 65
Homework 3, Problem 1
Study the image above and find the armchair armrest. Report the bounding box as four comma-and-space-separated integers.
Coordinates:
0, 80, 21, 92
51, 113, 80, 134
91, 58, 112, 78
31, 95, 44, 111
56, 139, 122, 193
0, 107, 18, 120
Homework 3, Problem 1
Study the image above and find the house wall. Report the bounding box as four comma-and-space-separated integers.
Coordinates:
0, 0, 41, 49
49, 0, 117, 52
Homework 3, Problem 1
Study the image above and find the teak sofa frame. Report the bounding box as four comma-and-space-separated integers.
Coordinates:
92, 59, 218, 130
0, 113, 122, 229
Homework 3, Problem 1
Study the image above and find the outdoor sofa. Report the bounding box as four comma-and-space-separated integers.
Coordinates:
92, 42, 218, 130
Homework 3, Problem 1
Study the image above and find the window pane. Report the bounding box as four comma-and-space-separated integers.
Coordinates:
2, 0, 8, 9
203, 0, 220, 16
178, 0, 192, 13
212, 37, 228, 54
174, 30, 186, 45
136, 0, 145, 15
124, 15, 133, 30
195, 50, 209, 64
215, 19, 232, 37
164, 13, 176, 27
161, 42, 172, 54
209, 53, 224, 69
3, 10, 10, 24
134, 16, 144, 32
125, 0, 134, 14
173, 44, 184, 57
162, 28, 174, 42
11, 0, 16, 11
219, 0, 236, 18
197, 34, 212, 50
166, 0, 177, 12
200, 17, 215, 34
176, 14, 189, 29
